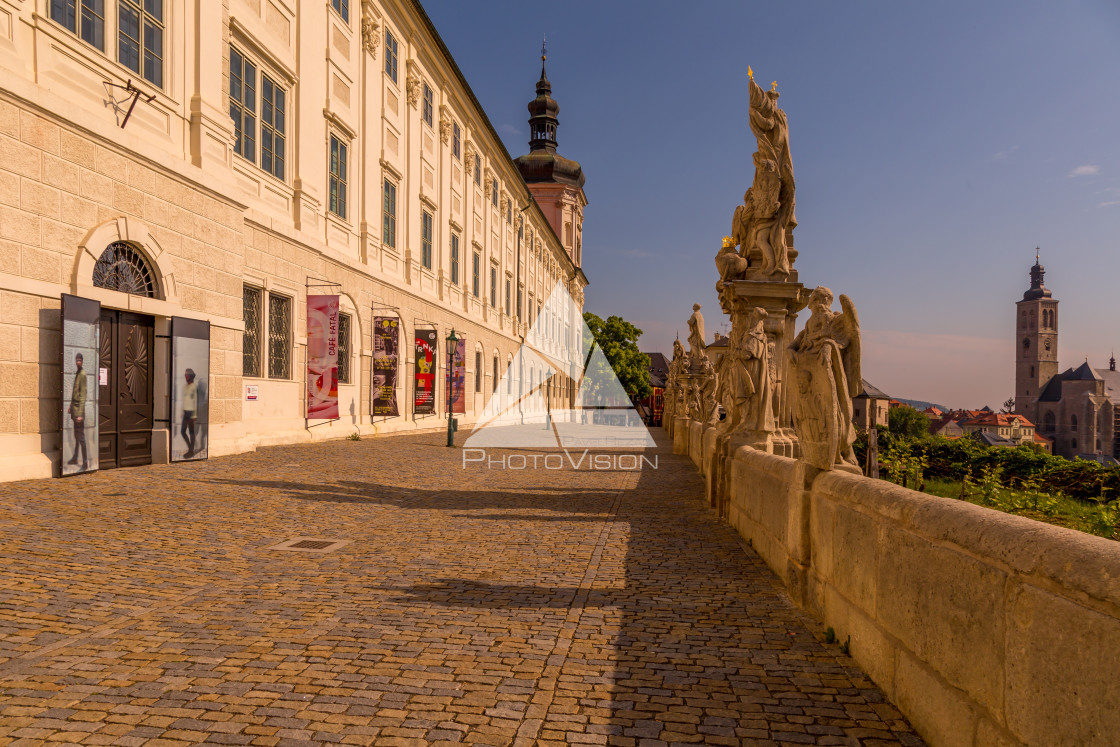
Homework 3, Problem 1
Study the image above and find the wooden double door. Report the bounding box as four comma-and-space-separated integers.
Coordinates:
98, 310, 155, 469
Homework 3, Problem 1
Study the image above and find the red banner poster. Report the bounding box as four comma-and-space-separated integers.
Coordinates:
450, 338, 466, 414
307, 295, 339, 419
414, 329, 437, 415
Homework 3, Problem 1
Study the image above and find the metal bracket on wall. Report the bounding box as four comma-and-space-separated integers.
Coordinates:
104, 79, 156, 129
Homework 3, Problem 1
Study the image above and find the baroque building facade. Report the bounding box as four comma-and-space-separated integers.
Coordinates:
1014, 257, 1118, 461
0, 0, 588, 481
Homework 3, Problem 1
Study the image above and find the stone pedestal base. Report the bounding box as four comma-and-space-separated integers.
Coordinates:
718, 278, 807, 449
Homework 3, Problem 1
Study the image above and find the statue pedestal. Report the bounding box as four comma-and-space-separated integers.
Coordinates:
717, 278, 806, 457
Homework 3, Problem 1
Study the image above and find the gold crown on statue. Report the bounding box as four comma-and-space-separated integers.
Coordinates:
722, 236, 734, 249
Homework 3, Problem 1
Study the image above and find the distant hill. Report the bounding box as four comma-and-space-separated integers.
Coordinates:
895, 398, 952, 412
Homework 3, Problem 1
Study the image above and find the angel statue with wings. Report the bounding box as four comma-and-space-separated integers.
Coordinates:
789, 287, 863, 471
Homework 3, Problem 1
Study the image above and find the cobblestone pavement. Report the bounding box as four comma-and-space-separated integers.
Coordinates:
0, 428, 923, 746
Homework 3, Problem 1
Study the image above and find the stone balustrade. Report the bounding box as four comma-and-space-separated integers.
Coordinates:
678, 415, 1120, 747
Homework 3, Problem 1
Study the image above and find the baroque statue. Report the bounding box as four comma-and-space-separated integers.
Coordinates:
717, 68, 796, 283
789, 287, 862, 471
687, 304, 706, 363
718, 306, 774, 435
670, 338, 687, 376
699, 355, 720, 425
687, 382, 703, 421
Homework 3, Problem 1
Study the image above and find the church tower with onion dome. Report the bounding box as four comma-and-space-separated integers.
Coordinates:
514, 43, 587, 270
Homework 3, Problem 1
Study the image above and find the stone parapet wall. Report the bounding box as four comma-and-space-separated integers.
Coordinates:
681, 415, 1120, 747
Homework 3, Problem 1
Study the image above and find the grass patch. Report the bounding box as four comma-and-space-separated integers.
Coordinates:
920, 477, 1118, 540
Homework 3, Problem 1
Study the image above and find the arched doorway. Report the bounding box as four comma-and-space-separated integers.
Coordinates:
92, 241, 158, 468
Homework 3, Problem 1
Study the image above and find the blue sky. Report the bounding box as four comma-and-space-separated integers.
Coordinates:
422, 0, 1120, 409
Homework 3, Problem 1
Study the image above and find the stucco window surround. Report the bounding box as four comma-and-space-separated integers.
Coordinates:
74, 217, 180, 314
327, 130, 350, 220
335, 292, 363, 386
48, 0, 168, 91
242, 272, 300, 381
228, 27, 297, 190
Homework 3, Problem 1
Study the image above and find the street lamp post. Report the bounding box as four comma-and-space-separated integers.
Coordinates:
446, 328, 459, 447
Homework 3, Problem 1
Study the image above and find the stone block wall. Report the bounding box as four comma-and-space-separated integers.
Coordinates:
682, 416, 1120, 746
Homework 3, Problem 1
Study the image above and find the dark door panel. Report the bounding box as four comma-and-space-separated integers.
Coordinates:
98, 310, 117, 468
98, 310, 154, 469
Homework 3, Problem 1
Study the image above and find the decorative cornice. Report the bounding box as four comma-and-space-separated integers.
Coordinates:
360, 1, 379, 58
323, 108, 356, 141
438, 105, 452, 145
379, 157, 402, 181
229, 17, 297, 84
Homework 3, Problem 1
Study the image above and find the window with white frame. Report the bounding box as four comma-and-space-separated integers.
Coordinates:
118, 0, 164, 87
452, 123, 461, 159
337, 312, 351, 384
243, 285, 263, 378
489, 264, 497, 307
243, 286, 293, 380
50, 1, 166, 90
505, 276, 511, 314
422, 83, 433, 128
268, 293, 291, 379
230, 46, 286, 180
382, 178, 397, 248
329, 134, 348, 219
384, 29, 398, 83
491, 178, 498, 207
330, 0, 348, 23
471, 250, 480, 298
50, 0, 105, 50
473, 154, 481, 186
450, 233, 460, 285
421, 210, 433, 270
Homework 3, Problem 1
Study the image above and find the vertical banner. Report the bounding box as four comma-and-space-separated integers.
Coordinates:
307, 295, 340, 420
414, 329, 437, 415
372, 316, 400, 417
60, 294, 100, 476
170, 317, 210, 462
450, 338, 466, 414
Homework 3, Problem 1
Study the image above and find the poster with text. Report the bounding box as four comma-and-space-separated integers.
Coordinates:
170, 317, 210, 462
414, 329, 437, 415
450, 338, 466, 414
307, 294, 339, 420
60, 294, 100, 476
372, 316, 400, 417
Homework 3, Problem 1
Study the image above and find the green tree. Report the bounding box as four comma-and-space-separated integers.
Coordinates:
582, 312, 652, 400
888, 404, 930, 440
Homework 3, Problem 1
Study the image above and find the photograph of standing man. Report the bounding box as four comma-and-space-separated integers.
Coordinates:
181, 368, 199, 458
67, 352, 88, 471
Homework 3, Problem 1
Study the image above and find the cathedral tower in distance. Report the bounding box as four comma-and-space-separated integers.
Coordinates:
1014, 252, 1059, 424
